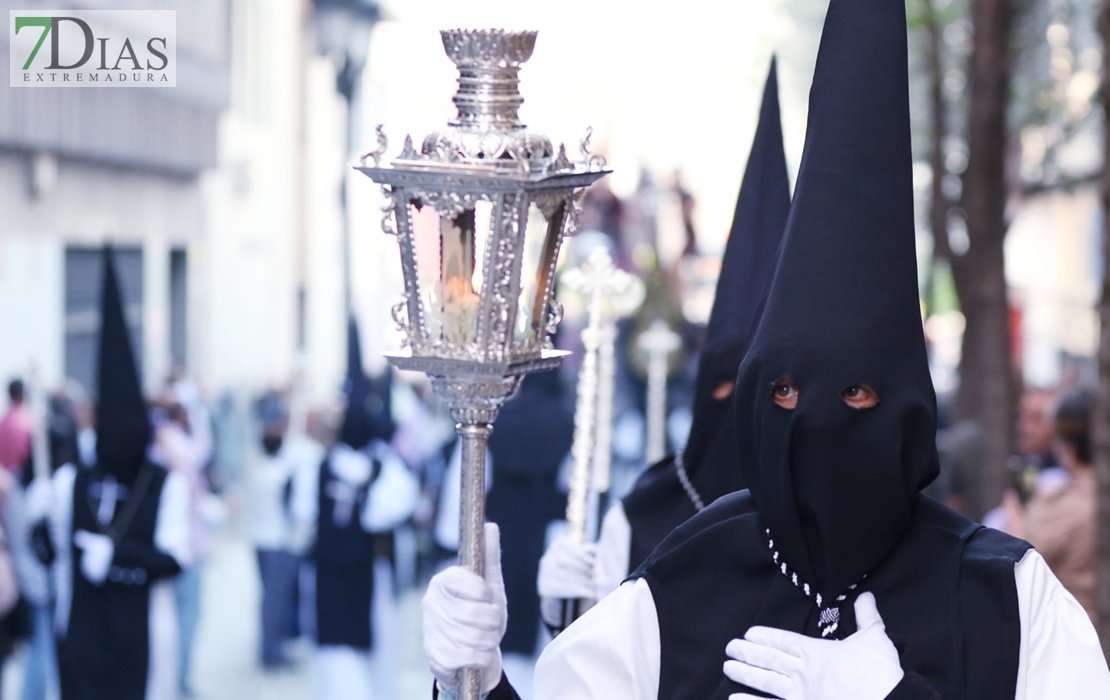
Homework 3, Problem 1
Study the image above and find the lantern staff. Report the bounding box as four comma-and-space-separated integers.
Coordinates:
355, 29, 610, 700
637, 320, 682, 464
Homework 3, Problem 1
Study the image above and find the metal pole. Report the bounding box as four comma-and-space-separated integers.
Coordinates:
456, 419, 491, 700
566, 319, 602, 545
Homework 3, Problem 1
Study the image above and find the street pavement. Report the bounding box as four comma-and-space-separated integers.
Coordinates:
191, 529, 434, 700
1, 527, 434, 700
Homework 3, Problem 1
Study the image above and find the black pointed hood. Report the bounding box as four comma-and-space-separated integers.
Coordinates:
683, 57, 791, 502
734, 0, 937, 598
95, 246, 151, 484
339, 316, 394, 450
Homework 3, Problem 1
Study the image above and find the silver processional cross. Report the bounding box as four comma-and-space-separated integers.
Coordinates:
563, 247, 644, 544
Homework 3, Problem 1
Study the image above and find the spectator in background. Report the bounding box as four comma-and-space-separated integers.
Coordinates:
248, 393, 322, 670
1005, 388, 1098, 624
0, 489, 27, 700
154, 385, 214, 699
0, 380, 33, 474
1014, 387, 1068, 497
984, 386, 1067, 532
932, 421, 985, 520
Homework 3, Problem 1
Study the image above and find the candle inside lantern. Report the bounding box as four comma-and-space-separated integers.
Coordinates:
435, 210, 480, 344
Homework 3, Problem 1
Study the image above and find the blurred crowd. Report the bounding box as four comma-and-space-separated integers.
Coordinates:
930, 383, 1101, 626
0, 167, 1099, 700
0, 372, 220, 700
0, 169, 716, 700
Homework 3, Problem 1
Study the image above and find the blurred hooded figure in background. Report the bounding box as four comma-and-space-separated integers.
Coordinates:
485, 369, 574, 696
50, 247, 190, 700
291, 317, 418, 700
420, 0, 1110, 698
536, 56, 791, 629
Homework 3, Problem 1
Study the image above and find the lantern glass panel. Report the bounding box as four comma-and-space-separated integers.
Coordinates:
409, 202, 442, 344
470, 201, 494, 295
512, 202, 549, 345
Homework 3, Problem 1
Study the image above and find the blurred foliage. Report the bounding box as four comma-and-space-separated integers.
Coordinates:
907, 0, 1100, 207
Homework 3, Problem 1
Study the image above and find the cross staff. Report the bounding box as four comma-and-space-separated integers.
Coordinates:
592, 273, 645, 506
637, 320, 682, 464
562, 247, 644, 545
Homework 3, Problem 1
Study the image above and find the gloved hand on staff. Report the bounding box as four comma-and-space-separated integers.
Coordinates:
537, 535, 598, 628
423, 522, 507, 697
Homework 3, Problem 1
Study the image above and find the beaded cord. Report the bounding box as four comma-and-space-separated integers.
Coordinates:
766, 528, 864, 638
674, 449, 706, 512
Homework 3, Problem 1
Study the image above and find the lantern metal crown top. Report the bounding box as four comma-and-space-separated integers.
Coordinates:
421, 29, 554, 173
357, 28, 610, 379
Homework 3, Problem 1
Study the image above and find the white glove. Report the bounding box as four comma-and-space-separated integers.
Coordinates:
330, 445, 373, 485
537, 536, 597, 600
537, 536, 597, 627
73, 530, 115, 585
422, 522, 507, 696
25, 479, 53, 521
724, 592, 904, 700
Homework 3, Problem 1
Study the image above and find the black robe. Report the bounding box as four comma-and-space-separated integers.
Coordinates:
58, 463, 181, 700
486, 374, 573, 655
621, 454, 698, 573
313, 457, 377, 650
633, 491, 1030, 700
463, 492, 1031, 700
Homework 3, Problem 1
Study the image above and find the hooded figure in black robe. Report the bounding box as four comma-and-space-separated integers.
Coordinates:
487, 370, 574, 655
290, 317, 417, 700
536, 61, 792, 630
422, 0, 1110, 698
620, 57, 791, 573
52, 247, 190, 700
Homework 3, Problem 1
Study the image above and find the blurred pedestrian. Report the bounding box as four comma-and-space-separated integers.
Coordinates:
51, 248, 190, 700
7, 399, 78, 700
1004, 388, 1098, 623
984, 386, 1067, 532
0, 501, 26, 700
1014, 387, 1067, 496
248, 395, 322, 669
153, 386, 213, 698
0, 380, 33, 475
290, 319, 417, 700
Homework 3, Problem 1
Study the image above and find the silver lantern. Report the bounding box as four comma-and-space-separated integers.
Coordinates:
355, 28, 609, 699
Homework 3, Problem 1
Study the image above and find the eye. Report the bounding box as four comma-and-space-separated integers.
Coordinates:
841, 384, 880, 410
771, 378, 799, 410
